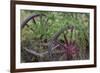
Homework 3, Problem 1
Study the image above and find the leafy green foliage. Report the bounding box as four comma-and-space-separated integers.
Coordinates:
21, 10, 89, 62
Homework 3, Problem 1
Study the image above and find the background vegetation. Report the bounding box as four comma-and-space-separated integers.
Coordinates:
21, 10, 90, 62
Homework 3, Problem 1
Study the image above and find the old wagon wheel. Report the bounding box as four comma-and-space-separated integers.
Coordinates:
21, 14, 50, 62
48, 25, 80, 61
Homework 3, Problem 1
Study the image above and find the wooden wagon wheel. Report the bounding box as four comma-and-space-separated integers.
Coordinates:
21, 14, 50, 62
48, 25, 80, 61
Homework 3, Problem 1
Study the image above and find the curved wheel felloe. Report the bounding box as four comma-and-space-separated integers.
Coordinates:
21, 14, 46, 29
